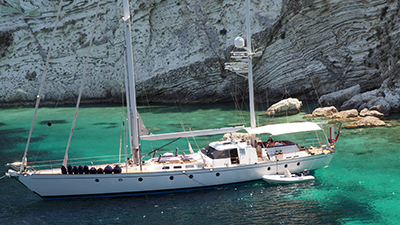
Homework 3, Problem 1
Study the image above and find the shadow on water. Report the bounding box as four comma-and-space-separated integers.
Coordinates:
39, 120, 68, 125
93, 122, 118, 129
0, 129, 45, 149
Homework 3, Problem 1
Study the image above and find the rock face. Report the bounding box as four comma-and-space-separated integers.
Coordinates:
265, 98, 302, 116
1, 0, 400, 108
344, 116, 385, 128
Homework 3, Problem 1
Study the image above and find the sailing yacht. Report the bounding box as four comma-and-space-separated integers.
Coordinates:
6, 0, 336, 199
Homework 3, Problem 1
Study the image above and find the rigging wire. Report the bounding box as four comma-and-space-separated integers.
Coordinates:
289, 23, 322, 107
47, 91, 63, 126
173, 93, 196, 153
288, 23, 328, 142
20, 0, 64, 172
119, 50, 126, 164
63, 0, 102, 167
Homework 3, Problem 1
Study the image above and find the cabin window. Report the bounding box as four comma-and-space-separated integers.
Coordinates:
173, 166, 182, 169
162, 166, 170, 169
186, 165, 194, 169
201, 145, 230, 159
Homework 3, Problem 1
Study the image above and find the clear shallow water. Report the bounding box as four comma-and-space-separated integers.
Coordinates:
1, 103, 400, 224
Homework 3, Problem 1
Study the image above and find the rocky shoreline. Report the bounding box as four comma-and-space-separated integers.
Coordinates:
306, 106, 387, 129
265, 98, 395, 129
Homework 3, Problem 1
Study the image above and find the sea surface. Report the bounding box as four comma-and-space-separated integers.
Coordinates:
1, 103, 400, 224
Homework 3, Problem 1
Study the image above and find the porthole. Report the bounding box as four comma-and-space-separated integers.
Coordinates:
138, 177, 143, 182
95, 179, 99, 182
297, 162, 300, 166
216, 172, 220, 177
267, 167, 271, 171
284, 164, 288, 168
189, 175, 193, 179
118, 178, 123, 182
169, 176, 174, 180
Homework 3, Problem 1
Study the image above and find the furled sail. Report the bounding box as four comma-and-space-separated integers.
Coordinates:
245, 122, 321, 136
140, 126, 245, 141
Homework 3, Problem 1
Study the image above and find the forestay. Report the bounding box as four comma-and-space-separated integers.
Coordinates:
245, 122, 321, 136
140, 126, 245, 141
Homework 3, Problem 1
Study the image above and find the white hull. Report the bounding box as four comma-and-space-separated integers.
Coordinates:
8, 153, 333, 199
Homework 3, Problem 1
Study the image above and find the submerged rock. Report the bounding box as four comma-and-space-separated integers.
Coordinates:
344, 116, 385, 128
265, 98, 302, 116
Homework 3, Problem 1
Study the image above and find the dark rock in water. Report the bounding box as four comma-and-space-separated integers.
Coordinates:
319, 85, 361, 109
340, 90, 394, 116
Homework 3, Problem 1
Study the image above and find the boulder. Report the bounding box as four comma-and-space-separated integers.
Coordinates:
383, 88, 400, 113
359, 108, 384, 118
344, 116, 385, 128
319, 85, 361, 108
311, 106, 339, 117
265, 98, 302, 116
340, 90, 391, 115
330, 109, 359, 119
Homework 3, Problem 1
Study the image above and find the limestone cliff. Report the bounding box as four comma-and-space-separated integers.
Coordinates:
1, 0, 399, 110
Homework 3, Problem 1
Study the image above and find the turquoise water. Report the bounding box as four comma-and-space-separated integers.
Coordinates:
1, 103, 400, 224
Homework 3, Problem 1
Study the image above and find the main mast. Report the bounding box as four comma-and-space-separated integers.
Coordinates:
224, 0, 260, 146
245, 0, 256, 132
122, 0, 140, 164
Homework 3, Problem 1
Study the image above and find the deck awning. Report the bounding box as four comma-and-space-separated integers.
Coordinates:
245, 122, 321, 136
140, 126, 245, 141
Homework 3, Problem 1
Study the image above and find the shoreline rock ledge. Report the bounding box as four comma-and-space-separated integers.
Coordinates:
344, 116, 386, 129
307, 106, 387, 128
